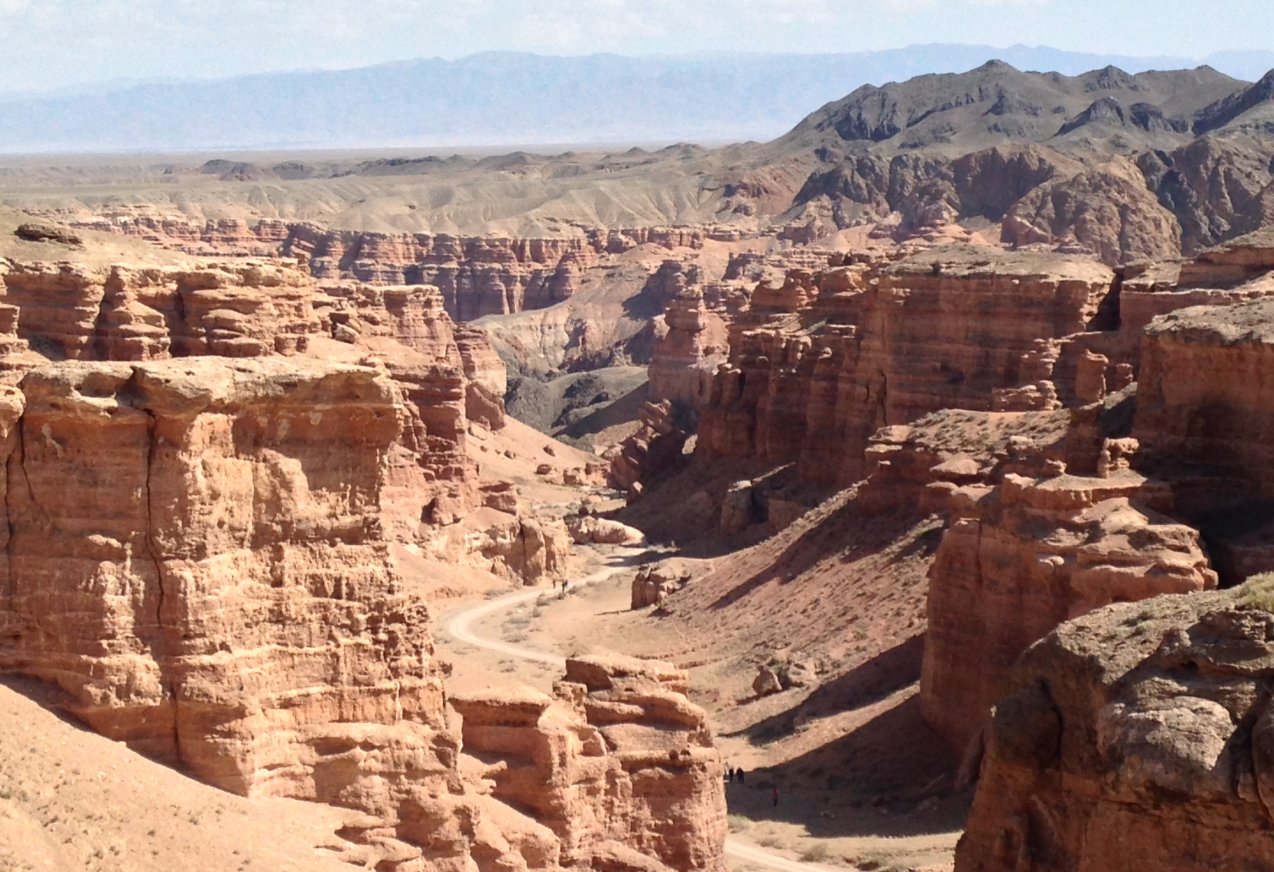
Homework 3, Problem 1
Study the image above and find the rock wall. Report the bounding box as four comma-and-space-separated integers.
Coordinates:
66, 215, 734, 323
695, 246, 1116, 486
1, 261, 322, 363
920, 467, 1217, 750
957, 586, 1274, 872
1136, 296, 1274, 501
0, 358, 483, 868
0, 258, 506, 524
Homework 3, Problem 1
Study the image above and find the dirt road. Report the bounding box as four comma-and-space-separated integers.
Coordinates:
441, 551, 840, 872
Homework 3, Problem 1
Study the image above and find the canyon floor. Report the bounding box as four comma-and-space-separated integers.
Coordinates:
437, 533, 964, 872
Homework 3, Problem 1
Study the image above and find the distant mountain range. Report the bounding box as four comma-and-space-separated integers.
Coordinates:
2, 46, 1273, 154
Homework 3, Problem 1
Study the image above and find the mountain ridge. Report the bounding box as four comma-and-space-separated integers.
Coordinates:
3, 45, 1273, 154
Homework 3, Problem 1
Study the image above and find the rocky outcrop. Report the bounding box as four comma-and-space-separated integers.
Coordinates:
912, 239, 1274, 753
295, 229, 595, 320
1000, 159, 1183, 265
957, 583, 1274, 872
921, 466, 1217, 750
696, 246, 1116, 485
0, 358, 490, 868
631, 561, 692, 609
0, 258, 519, 532
0, 359, 417, 767
452, 654, 726, 872
647, 288, 727, 409
565, 515, 645, 546
608, 400, 691, 497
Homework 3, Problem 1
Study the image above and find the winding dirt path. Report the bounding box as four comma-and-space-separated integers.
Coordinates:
441, 550, 839, 872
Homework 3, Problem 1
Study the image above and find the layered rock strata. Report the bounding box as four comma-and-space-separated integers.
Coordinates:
0, 259, 515, 546
1136, 295, 1274, 501
0, 356, 722, 871
1, 261, 321, 363
0, 358, 480, 867
64, 215, 742, 322
921, 466, 1217, 750
682, 234, 1274, 495
957, 584, 1274, 872
453, 655, 726, 872
695, 246, 1116, 485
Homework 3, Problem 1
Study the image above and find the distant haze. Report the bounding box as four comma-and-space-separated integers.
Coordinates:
1, 46, 1272, 154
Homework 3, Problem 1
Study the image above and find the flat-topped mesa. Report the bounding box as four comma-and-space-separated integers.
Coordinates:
1118, 228, 1274, 344
453, 654, 726, 872
982, 231, 1274, 415
920, 464, 1217, 750
957, 587, 1274, 872
862, 246, 1115, 427
1136, 296, 1274, 497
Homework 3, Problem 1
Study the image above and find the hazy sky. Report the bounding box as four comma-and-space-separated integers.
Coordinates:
0, 0, 1269, 94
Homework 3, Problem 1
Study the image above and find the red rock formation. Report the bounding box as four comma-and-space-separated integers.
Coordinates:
957, 586, 1274, 872
0, 356, 719, 871
63, 215, 746, 324
453, 655, 726, 872
695, 245, 1116, 485
920, 467, 1217, 750
0, 261, 322, 363
0, 359, 499, 870
647, 286, 728, 408
1, 359, 415, 767
0, 260, 507, 534
1135, 298, 1274, 498
609, 400, 691, 497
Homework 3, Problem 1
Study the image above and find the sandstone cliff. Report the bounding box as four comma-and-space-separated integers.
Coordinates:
66, 215, 739, 323
694, 245, 1116, 486
921, 466, 1217, 750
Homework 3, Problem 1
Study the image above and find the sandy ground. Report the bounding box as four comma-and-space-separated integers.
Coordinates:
435, 537, 963, 872
0, 677, 372, 872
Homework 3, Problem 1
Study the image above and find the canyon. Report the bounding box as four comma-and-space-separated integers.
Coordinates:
3, 57, 1274, 872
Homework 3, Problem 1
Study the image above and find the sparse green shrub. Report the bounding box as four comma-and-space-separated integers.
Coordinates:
726, 814, 750, 833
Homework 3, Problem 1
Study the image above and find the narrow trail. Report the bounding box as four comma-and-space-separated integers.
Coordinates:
445, 551, 641, 667
441, 547, 840, 872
